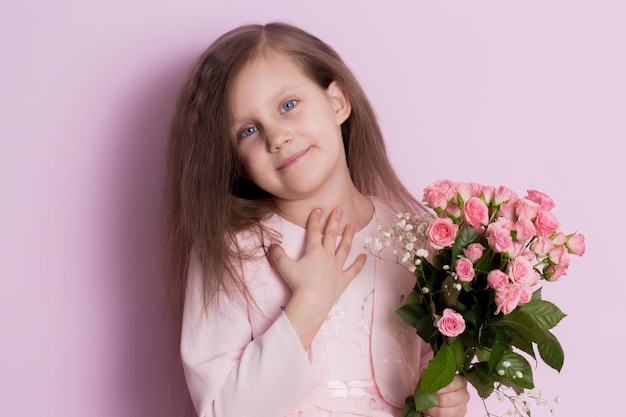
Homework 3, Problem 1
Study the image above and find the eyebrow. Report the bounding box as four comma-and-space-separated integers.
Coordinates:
231, 85, 301, 124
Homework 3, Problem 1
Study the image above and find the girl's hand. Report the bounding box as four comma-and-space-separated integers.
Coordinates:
423, 375, 470, 417
269, 207, 366, 349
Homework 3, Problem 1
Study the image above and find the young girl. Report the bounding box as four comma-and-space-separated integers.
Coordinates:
164, 22, 469, 417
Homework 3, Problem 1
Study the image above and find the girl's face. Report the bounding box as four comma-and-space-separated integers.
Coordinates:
229, 51, 352, 204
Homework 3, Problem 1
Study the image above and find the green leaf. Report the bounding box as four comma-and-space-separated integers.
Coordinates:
488, 329, 506, 373
518, 299, 566, 330
414, 392, 439, 412
401, 396, 419, 417
473, 248, 498, 273
451, 225, 482, 263
538, 330, 565, 371
397, 302, 428, 328
414, 343, 456, 410
441, 275, 461, 308
432, 252, 451, 271
464, 362, 496, 398
497, 351, 534, 389
493, 310, 547, 344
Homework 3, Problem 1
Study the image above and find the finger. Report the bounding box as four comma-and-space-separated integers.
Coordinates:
438, 375, 467, 394
321, 207, 343, 247
335, 222, 356, 261
304, 208, 323, 248
268, 243, 290, 271
343, 253, 367, 283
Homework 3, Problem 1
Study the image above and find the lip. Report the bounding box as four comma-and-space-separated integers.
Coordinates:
277, 147, 310, 170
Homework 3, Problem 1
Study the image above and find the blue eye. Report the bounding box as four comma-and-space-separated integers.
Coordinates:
241, 126, 258, 138
281, 100, 298, 113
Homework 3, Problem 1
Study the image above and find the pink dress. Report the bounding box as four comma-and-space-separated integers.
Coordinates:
311, 240, 400, 417
181, 198, 431, 417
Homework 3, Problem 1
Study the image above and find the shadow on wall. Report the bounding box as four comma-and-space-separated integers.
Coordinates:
108, 50, 197, 417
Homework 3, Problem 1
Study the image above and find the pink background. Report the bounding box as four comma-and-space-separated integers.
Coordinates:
1, 1, 624, 416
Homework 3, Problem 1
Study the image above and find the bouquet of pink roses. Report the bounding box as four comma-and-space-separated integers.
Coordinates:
366, 180, 585, 417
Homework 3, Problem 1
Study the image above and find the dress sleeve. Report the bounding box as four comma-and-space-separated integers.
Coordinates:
180, 255, 320, 417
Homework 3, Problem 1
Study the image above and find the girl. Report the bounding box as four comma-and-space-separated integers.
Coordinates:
164, 22, 469, 417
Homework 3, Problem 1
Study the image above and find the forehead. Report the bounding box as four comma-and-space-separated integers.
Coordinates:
230, 51, 315, 104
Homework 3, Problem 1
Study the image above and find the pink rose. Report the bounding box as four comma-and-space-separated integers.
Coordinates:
463, 243, 485, 262
530, 236, 554, 257
487, 270, 509, 291
544, 265, 568, 281
494, 217, 514, 230
498, 202, 517, 222
513, 217, 536, 241
469, 182, 483, 198
548, 246, 570, 268
508, 241, 526, 258
445, 204, 462, 218
437, 308, 466, 337
525, 189, 555, 210
515, 198, 540, 220
486, 223, 513, 253
534, 209, 560, 237
455, 258, 475, 282
427, 218, 459, 249
566, 233, 586, 256
423, 180, 454, 210
507, 256, 535, 285
518, 284, 533, 305
522, 249, 537, 262
494, 284, 523, 315
452, 182, 473, 202
494, 186, 518, 206
551, 232, 568, 246
463, 197, 489, 228
481, 185, 495, 205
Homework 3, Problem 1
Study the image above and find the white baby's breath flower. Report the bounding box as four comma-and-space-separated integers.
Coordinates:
497, 391, 505, 402
414, 258, 421, 265
515, 371, 524, 378
498, 369, 505, 376
453, 283, 462, 291
443, 265, 450, 270
404, 242, 414, 251
502, 361, 511, 368
401, 252, 410, 264
421, 287, 429, 293
416, 249, 429, 258
409, 265, 416, 273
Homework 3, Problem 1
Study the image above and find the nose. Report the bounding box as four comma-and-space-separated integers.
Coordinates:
265, 124, 292, 152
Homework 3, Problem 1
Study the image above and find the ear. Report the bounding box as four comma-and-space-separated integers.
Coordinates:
326, 81, 351, 125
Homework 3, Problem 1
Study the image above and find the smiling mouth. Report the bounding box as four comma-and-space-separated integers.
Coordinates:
277, 147, 310, 170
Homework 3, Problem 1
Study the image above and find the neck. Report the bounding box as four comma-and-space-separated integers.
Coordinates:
274, 185, 374, 233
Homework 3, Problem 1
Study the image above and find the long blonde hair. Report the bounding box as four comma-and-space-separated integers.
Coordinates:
163, 22, 422, 320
